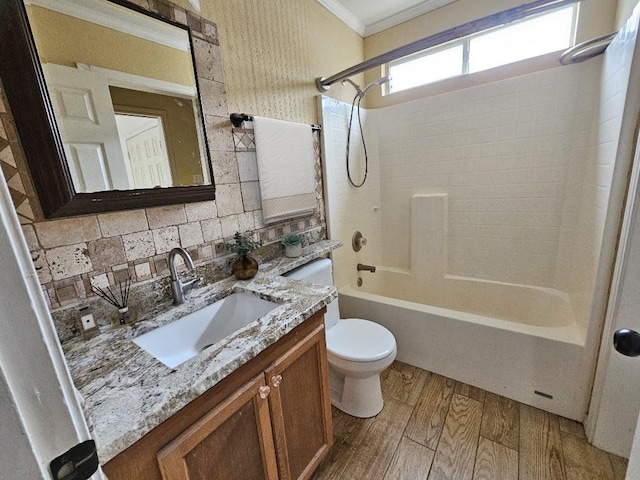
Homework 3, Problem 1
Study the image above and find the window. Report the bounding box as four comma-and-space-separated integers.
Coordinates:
390, 44, 464, 92
387, 5, 578, 94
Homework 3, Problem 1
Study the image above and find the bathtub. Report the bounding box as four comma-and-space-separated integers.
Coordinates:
338, 267, 591, 420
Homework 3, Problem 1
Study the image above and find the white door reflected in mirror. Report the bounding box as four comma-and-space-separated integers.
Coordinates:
115, 114, 173, 189
44, 63, 129, 192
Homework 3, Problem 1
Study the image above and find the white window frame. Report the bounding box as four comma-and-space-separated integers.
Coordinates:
385, 3, 579, 95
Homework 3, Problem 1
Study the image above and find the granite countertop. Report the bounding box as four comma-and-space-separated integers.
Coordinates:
63, 240, 341, 464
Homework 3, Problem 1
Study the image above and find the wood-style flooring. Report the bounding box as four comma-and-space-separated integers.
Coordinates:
313, 361, 628, 480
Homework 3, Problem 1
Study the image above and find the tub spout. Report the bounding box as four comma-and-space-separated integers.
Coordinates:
357, 263, 376, 273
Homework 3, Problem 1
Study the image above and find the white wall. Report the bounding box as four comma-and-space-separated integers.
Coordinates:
617, 0, 640, 29
0, 369, 41, 478
0, 160, 98, 476
589, 160, 640, 456
627, 410, 640, 478
319, 96, 382, 289
585, 4, 640, 457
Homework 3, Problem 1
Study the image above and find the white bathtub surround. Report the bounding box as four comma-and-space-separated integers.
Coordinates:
404, 193, 574, 325
253, 116, 316, 223
375, 62, 602, 290
411, 193, 447, 281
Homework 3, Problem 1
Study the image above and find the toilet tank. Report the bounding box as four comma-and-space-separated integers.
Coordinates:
283, 258, 340, 328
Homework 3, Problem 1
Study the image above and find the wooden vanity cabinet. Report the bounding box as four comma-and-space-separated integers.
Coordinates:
157, 373, 279, 479
103, 309, 332, 480
265, 323, 332, 480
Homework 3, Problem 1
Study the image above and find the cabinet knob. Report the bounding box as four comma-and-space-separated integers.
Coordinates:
271, 374, 283, 387
258, 385, 271, 399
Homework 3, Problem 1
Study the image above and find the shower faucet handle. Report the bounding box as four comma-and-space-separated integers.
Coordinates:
352, 231, 367, 252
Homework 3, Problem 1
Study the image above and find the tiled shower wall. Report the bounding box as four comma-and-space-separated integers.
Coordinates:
374, 61, 601, 289
553, 61, 602, 294
567, 22, 640, 332
318, 96, 382, 289
0, 0, 325, 315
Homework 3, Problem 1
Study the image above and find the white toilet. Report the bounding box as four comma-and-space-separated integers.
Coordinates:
284, 258, 397, 418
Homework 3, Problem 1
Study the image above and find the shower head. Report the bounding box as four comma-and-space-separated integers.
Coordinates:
361, 76, 391, 96
342, 76, 391, 98
341, 78, 364, 97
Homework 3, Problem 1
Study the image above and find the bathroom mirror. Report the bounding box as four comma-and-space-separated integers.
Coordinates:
0, 0, 215, 218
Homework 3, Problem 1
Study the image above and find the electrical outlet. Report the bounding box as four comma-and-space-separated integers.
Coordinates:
80, 313, 96, 331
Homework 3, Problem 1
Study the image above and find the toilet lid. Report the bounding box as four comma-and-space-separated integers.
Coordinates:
326, 319, 396, 362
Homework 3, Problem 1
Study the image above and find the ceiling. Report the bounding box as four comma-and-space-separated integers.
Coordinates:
317, 0, 458, 37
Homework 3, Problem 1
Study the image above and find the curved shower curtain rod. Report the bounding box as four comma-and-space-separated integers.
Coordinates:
560, 32, 618, 65
315, 0, 582, 92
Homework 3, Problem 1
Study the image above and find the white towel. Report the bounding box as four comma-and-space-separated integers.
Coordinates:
253, 116, 316, 224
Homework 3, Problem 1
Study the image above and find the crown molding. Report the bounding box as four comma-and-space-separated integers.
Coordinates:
316, 0, 366, 37
365, 0, 458, 36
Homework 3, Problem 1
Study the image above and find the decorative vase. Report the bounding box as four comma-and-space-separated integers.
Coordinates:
285, 243, 302, 258
232, 254, 259, 280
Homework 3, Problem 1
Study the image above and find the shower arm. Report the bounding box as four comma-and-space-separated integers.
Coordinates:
315, 0, 581, 92
341, 78, 364, 97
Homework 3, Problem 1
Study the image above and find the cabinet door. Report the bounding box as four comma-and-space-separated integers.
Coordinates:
266, 324, 333, 480
157, 374, 278, 480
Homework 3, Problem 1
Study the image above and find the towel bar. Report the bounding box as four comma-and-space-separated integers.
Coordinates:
230, 113, 321, 132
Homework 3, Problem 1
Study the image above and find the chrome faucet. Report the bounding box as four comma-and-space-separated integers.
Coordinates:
357, 263, 376, 273
168, 247, 199, 304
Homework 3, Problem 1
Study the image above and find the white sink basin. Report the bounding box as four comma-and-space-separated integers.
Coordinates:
133, 293, 279, 368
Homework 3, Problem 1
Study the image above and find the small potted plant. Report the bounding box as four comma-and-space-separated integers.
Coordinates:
225, 232, 262, 280
282, 233, 303, 258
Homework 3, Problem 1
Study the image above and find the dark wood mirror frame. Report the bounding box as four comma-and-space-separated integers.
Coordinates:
0, 0, 215, 219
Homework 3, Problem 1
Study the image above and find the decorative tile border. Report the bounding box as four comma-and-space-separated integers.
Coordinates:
232, 127, 256, 151
50, 226, 327, 343
0, 83, 37, 224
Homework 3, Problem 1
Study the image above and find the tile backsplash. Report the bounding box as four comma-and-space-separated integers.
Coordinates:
14, 126, 325, 313
0, 0, 327, 341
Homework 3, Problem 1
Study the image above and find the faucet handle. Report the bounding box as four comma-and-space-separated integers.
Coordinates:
184, 276, 201, 286
352, 231, 368, 252
182, 276, 201, 294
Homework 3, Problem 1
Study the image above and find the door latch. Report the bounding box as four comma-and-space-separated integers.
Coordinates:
614, 328, 640, 357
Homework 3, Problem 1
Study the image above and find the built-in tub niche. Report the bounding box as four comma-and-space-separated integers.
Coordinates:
1, 0, 222, 218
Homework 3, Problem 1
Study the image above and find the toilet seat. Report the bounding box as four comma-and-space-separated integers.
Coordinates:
326, 318, 396, 362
